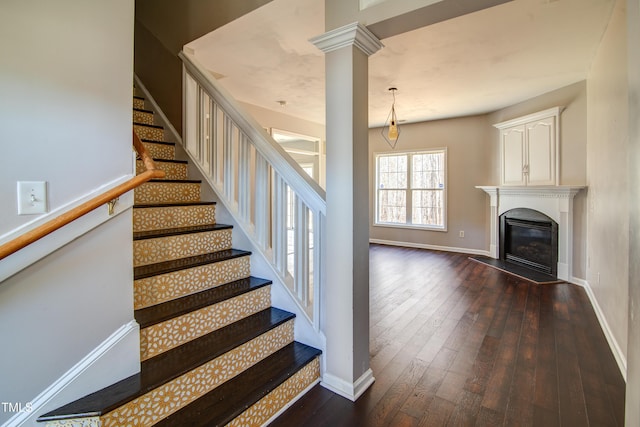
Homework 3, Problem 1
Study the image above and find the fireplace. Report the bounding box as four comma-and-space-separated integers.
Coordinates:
499, 208, 558, 276
476, 185, 585, 281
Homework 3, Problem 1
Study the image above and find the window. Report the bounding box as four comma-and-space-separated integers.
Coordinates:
375, 149, 446, 230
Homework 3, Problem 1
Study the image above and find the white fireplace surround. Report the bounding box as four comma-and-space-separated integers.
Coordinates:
477, 186, 585, 281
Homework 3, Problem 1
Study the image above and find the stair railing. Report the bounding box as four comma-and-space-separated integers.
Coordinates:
180, 51, 326, 329
0, 131, 165, 261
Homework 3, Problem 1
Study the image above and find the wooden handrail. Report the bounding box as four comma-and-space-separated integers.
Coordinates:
0, 131, 165, 261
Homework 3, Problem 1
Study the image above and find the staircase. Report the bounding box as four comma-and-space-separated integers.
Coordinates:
37, 94, 321, 427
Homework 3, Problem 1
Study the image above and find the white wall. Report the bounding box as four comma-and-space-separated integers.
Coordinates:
240, 102, 326, 142
625, 0, 640, 422
585, 0, 629, 370
0, 2, 134, 236
0, 213, 139, 426
0, 1, 137, 424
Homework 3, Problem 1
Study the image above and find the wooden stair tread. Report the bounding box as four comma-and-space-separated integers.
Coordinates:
38, 308, 295, 422
155, 342, 321, 427
141, 158, 188, 164
141, 139, 175, 146
134, 201, 216, 208
133, 122, 163, 129
133, 223, 232, 241
134, 249, 251, 280
135, 276, 272, 328
133, 107, 153, 114
147, 179, 201, 184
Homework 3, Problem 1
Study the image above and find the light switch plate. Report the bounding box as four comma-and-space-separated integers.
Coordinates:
17, 181, 48, 215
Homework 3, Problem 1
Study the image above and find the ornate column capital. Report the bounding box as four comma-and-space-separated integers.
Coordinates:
310, 22, 384, 56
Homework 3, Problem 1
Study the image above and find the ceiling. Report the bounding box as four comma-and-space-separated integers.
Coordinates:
186, 0, 616, 128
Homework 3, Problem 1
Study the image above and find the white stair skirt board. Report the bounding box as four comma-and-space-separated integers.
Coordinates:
4, 321, 140, 427
321, 368, 375, 402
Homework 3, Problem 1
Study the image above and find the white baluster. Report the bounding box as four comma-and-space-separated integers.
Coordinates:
294, 198, 310, 306
254, 154, 270, 252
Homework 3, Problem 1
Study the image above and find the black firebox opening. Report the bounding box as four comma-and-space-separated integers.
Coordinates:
499, 208, 558, 277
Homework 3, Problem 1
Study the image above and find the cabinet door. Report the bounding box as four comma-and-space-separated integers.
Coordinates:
526, 117, 556, 186
501, 126, 526, 186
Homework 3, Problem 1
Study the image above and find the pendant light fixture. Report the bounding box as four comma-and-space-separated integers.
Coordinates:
381, 87, 400, 149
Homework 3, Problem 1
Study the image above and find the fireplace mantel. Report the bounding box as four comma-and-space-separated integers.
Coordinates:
476, 185, 586, 281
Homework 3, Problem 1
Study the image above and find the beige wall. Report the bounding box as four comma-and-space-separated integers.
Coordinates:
369, 114, 493, 253
586, 0, 629, 362
368, 81, 590, 276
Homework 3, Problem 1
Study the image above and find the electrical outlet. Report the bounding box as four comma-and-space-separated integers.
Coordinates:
459, 230, 465, 238
17, 181, 48, 215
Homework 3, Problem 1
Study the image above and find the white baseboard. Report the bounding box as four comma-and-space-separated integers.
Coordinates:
580, 280, 627, 382
4, 321, 140, 427
570, 276, 588, 288
321, 368, 375, 402
0, 174, 134, 283
369, 238, 491, 257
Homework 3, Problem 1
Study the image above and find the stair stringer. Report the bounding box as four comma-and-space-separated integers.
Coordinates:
133, 75, 326, 358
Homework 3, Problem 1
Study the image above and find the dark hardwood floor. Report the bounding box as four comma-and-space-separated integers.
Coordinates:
271, 244, 625, 426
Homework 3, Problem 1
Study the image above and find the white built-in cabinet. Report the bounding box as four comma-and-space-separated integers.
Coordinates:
494, 107, 563, 186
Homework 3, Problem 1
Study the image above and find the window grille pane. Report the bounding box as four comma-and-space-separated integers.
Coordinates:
412, 190, 444, 226
412, 153, 444, 189
378, 155, 407, 189
378, 189, 406, 223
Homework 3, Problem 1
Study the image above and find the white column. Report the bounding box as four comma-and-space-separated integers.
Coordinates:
311, 23, 383, 401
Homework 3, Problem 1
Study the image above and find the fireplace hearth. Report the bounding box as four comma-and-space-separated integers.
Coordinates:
500, 208, 558, 276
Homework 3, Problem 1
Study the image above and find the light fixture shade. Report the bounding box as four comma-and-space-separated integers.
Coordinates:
381, 88, 400, 149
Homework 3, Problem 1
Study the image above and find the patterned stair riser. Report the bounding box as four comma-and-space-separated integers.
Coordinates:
142, 142, 175, 160
134, 256, 251, 309
133, 110, 154, 125
140, 286, 271, 360
133, 204, 216, 232
43, 321, 295, 427
101, 321, 295, 427
136, 160, 188, 180
228, 357, 321, 427
134, 124, 164, 142
134, 182, 201, 204
44, 418, 99, 427
134, 228, 233, 267
133, 98, 145, 109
